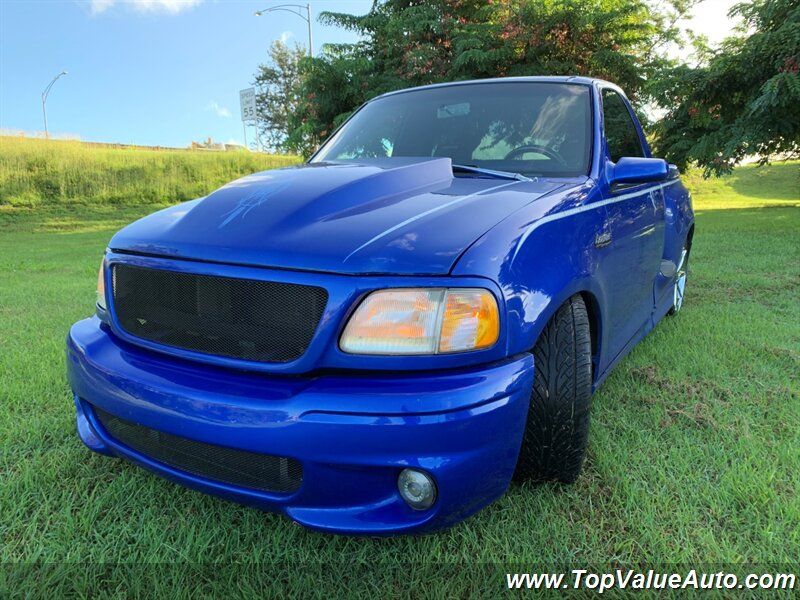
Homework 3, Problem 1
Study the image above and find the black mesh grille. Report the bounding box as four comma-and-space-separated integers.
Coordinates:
94, 407, 303, 494
111, 264, 327, 363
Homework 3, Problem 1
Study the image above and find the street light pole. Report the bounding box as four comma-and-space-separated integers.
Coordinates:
305, 3, 313, 59
42, 70, 68, 139
254, 4, 313, 58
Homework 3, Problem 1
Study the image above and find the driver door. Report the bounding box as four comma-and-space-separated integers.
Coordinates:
596, 89, 665, 369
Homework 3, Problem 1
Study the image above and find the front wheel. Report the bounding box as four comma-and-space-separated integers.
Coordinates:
514, 294, 593, 483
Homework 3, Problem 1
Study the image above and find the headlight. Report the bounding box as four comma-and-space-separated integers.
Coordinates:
96, 258, 106, 310
340, 288, 499, 355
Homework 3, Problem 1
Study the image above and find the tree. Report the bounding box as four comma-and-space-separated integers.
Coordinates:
253, 40, 308, 152
651, 0, 800, 175
284, 0, 693, 157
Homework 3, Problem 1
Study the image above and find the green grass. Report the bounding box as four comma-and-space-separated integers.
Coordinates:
0, 135, 299, 208
0, 152, 798, 596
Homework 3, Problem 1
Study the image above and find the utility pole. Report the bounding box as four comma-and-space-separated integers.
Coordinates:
42, 70, 68, 139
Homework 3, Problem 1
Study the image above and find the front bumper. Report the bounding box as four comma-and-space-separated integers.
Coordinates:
67, 317, 534, 534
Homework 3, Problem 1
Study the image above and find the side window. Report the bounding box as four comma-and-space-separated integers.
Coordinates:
601, 89, 644, 162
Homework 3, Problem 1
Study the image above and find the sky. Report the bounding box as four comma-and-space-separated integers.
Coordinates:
0, 0, 740, 148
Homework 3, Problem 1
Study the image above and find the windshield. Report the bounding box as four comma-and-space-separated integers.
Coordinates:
312, 82, 592, 177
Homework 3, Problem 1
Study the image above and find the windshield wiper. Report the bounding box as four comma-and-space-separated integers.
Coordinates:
451, 164, 532, 182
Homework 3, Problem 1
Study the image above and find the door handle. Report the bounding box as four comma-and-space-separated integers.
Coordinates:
594, 231, 612, 248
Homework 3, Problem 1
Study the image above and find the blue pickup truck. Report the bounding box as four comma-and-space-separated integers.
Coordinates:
67, 76, 694, 534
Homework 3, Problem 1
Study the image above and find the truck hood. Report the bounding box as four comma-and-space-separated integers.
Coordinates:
109, 157, 573, 275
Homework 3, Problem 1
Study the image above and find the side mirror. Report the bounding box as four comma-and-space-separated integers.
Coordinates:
608, 157, 669, 188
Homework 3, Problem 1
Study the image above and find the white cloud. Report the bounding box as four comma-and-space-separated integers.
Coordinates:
90, 0, 115, 14
90, 0, 203, 15
280, 30, 294, 44
205, 101, 232, 118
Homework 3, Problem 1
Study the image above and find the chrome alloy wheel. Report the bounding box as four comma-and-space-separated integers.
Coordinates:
670, 246, 688, 314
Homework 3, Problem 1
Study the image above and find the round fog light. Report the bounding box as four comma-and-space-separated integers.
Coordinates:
398, 468, 437, 510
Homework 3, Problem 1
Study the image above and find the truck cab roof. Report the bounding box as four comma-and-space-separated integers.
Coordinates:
373, 75, 620, 101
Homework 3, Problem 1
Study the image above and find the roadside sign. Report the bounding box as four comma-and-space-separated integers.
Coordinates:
240, 88, 256, 122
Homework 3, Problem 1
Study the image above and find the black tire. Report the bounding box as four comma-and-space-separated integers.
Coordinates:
514, 294, 593, 483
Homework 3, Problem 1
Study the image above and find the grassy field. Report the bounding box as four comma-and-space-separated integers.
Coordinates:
0, 138, 798, 596
0, 135, 298, 226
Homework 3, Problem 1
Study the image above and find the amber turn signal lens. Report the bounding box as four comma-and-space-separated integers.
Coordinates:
438, 289, 499, 353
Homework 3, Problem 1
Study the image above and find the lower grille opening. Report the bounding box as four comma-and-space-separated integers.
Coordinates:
94, 407, 302, 494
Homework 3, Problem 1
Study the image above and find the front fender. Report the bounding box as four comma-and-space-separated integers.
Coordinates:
453, 182, 610, 375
